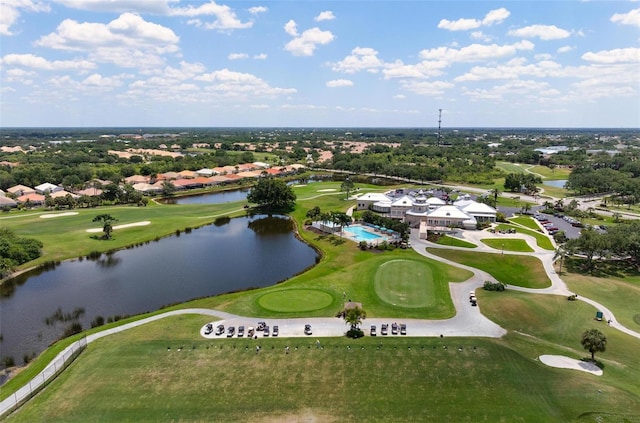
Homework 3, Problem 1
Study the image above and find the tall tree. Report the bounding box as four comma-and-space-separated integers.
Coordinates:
581, 328, 607, 361
246, 177, 296, 211
92, 214, 118, 240
554, 246, 567, 275
340, 177, 355, 200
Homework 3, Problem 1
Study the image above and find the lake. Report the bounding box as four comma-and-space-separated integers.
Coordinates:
542, 179, 567, 188
0, 215, 318, 367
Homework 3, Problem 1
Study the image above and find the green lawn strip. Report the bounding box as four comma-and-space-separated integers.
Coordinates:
495, 161, 528, 174
496, 223, 555, 250
540, 185, 568, 199
562, 270, 640, 331
509, 215, 544, 231
427, 248, 551, 289
529, 165, 572, 180
434, 235, 477, 248
8, 314, 639, 423
374, 259, 436, 308
481, 238, 534, 253
478, 290, 640, 402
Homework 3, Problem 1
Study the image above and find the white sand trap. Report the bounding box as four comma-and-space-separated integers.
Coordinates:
291, 184, 306, 187
40, 212, 79, 219
317, 189, 337, 192
86, 221, 151, 233
539, 355, 602, 376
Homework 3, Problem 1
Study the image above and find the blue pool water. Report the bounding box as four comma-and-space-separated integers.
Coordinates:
344, 225, 383, 241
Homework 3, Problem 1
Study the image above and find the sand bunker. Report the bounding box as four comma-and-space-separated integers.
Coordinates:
40, 212, 79, 219
317, 189, 337, 192
539, 355, 602, 376
86, 221, 151, 233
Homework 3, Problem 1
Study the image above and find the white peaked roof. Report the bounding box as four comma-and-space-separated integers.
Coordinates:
460, 201, 497, 215
426, 197, 446, 205
358, 192, 391, 202
391, 195, 414, 207
35, 182, 59, 192
427, 205, 470, 219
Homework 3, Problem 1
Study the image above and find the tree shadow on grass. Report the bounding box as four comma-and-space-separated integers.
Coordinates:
565, 257, 640, 278
314, 234, 346, 246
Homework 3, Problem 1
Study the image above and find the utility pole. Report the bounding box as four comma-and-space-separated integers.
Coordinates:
437, 108, 442, 147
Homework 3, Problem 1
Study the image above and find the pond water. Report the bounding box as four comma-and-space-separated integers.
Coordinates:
542, 179, 567, 188
0, 216, 318, 366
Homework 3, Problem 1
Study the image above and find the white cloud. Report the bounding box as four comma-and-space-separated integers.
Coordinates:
383, 60, 447, 79
1, 53, 96, 71
284, 27, 334, 56
315, 11, 335, 22
438, 8, 510, 31
34, 13, 179, 69
0, 0, 50, 36
482, 8, 510, 26
582, 47, 640, 64
82, 73, 123, 88
508, 24, 571, 40
393, 94, 406, 100
399, 80, 454, 96
284, 19, 298, 36
331, 47, 383, 73
248, 6, 267, 15
228, 53, 249, 60
326, 79, 353, 87
438, 17, 480, 31
54, 0, 175, 14
557, 45, 574, 54
419, 41, 534, 63
470, 31, 492, 42
611, 8, 640, 28
170, 1, 253, 31
195, 68, 297, 97
253, 53, 267, 60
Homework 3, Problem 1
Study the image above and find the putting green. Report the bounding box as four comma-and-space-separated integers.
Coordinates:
258, 289, 334, 312
374, 259, 435, 308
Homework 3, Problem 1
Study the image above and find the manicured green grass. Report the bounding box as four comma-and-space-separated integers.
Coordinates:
495, 223, 555, 250
495, 161, 528, 174
258, 289, 334, 312
509, 215, 544, 231
481, 238, 534, 252
529, 165, 572, 180
562, 267, 640, 331
374, 259, 436, 308
434, 235, 477, 248
427, 248, 552, 289
7, 314, 640, 423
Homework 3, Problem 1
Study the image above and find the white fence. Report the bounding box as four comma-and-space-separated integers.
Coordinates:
0, 336, 87, 418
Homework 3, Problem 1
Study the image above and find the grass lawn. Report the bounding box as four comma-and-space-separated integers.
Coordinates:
7, 314, 640, 423
495, 161, 528, 174
562, 263, 640, 331
509, 215, 544, 232
481, 238, 535, 253
529, 165, 572, 180
433, 235, 477, 248
427, 248, 552, 289
374, 259, 437, 308
495, 223, 555, 250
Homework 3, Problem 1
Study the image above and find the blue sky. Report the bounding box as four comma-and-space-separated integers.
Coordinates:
1, 1, 639, 128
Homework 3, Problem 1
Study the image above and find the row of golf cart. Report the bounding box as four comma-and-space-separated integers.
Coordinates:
370, 323, 406, 336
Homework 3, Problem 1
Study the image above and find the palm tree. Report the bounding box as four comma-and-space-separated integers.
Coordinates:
581, 328, 607, 361
489, 188, 501, 206
344, 306, 367, 331
554, 246, 567, 275
340, 177, 355, 200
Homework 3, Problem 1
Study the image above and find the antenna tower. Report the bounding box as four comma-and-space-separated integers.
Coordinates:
437, 108, 442, 146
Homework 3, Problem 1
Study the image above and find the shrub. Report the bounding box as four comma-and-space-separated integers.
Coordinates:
2, 356, 15, 368
359, 241, 368, 250
483, 280, 506, 291
90, 315, 105, 328
346, 329, 364, 338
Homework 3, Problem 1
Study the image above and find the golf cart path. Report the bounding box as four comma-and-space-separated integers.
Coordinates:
410, 229, 640, 340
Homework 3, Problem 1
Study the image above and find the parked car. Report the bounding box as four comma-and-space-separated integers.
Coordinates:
263, 325, 270, 337
237, 325, 245, 337
272, 325, 279, 337
381, 324, 388, 335
370, 325, 376, 336
400, 324, 407, 335
204, 323, 213, 335
304, 324, 312, 335
227, 326, 235, 337
257, 321, 266, 331
215, 324, 225, 336
391, 323, 398, 335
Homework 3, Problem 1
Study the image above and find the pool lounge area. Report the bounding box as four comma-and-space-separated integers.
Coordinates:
343, 224, 395, 244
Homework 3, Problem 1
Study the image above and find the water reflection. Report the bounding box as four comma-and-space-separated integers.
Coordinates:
0, 215, 318, 366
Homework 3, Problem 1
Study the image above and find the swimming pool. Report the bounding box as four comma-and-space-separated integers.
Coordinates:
344, 225, 383, 242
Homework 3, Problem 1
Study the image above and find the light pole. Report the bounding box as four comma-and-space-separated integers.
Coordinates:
501, 243, 504, 255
